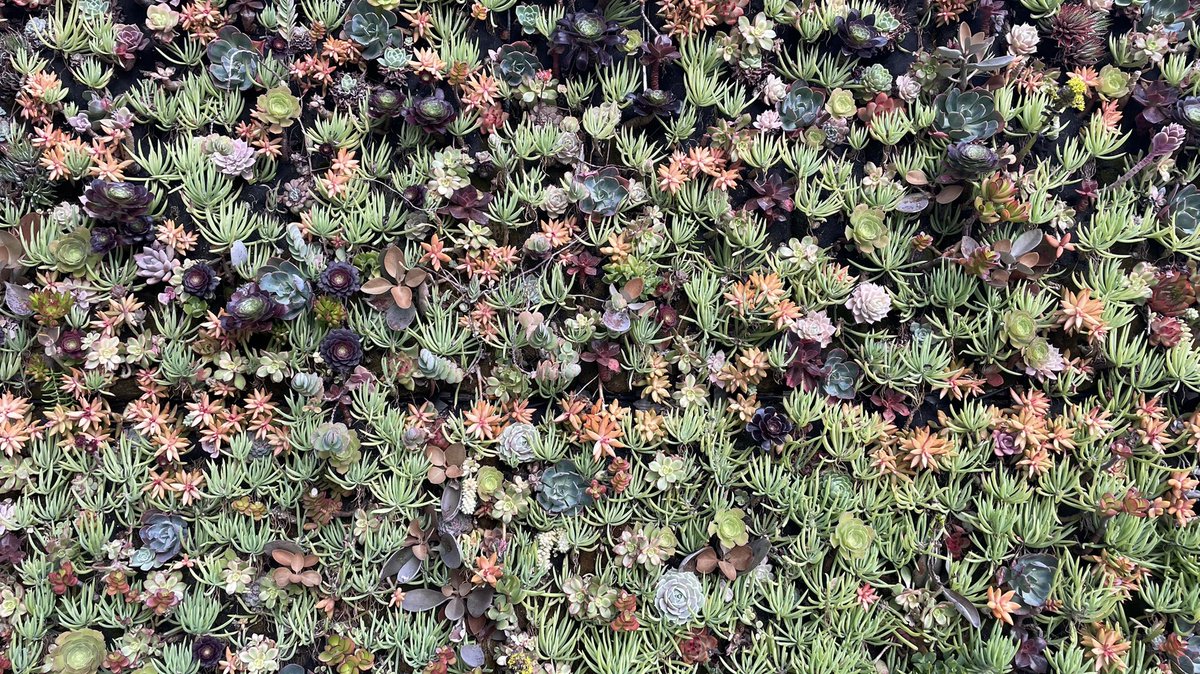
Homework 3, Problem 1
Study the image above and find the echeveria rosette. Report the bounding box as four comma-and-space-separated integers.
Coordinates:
402, 90, 457, 134
822, 349, 862, 400
49, 230, 95, 274
81, 179, 153, 223
746, 407, 794, 450
497, 422, 538, 466
253, 86, 303, 132
222, 282, 285, 332
206, 26, 262, 91
778, 83, 826, 131
343, 0, 401, 60
654, 570, 704, 625
259, 261, 312, 320
48, 629, 106, 674
835, 11, 888, 58
845, 204, 890, 254
537, 461, 593, 515
933, 88, 1002, 142
320, 329, 365, 373
132, 513, 187, 570
550, 11, 626, 73
575, 167, 629, 218
709, 508, 749, 549
829, 512, 874, 559
943, 141, 999, 179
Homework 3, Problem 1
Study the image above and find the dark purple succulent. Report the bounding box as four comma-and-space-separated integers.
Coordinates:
192, 636, 225, 669
746, 174, 794, 222
118, 217, 157, 246
550, 11, 625, 73
81, 179, 153, 223
835, 11, 888, 59
1013, 627, 1049, 673
0, 533, 24, 565
438, 187, 493, 225
942, 141, 999, 179
182, 263, 221, 299
56, 330, 86, 360
747, 406, 795, 450
402, 89, 457, 134
627, 89, 681, 118
90, 227, 119, 254
369, 87, 405, 118
320, 328, 364, 373
640, 35, 680, 88
1133, 80, 1180, 126
580, 339, 622, 382
318, 261, 361, 298
784, 338, 824, 390
222, 282, 285, 332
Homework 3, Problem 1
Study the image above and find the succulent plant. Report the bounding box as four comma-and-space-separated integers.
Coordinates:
47, 629, 106, 674
497, 42, 541, 86
497, 422, 538, 465
360, 246, 428, 330
319, 329, 365, 373
223, 282, 285, 332
709, 508, 749, 549
343, 0, 401, 60
821, 349, 861, 400
318, 261, 361, 299
258, 261, 312, 320
551, 11, 625, 73
575, 167, 629, 218
845, 203, 890, 254
402, 90, 457, 134
537, 461, 593, 515
253, 87, 302, 132
942, 141, 999, 179
835, 11, 888, 58
746, 406, 794, 450
206, 26, 262, 90
778, 83, 827, 131
654, 570, 704, 624
313, 421, 361, 472
80, 179, 153, 223
829, 512, 874, 559
933, 89, 1001, 142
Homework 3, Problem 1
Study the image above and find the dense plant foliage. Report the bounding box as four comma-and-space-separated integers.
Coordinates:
0, 0, 1199, 673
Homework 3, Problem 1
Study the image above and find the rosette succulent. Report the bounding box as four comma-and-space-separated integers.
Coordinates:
933, 89, 1001, 142
206, 26, 261, 90
253, 87, 302, 132
709, 509, 749, 549
835, 11, 888, 58
344, 0, 401, 60
779, 83, 826, 131
576, 167, 628, 218
318, 261, 361, 298
537, 461, 593, 514
1165, 185, 1200, 236
821, 349, 861, 400
259, 261, 312, 319
135, 513, 187, 569
497, 42, 541, 86
845, 204, 890, 254
830, 512, 874, 559
497, 422, 538, 466
313, 422, 361, 473
80, 179, 152, 223
319, 329, 364, 373
181, 263, 220, 299
654, 571, 704, 624
48, 629, 106, 674
550, 12, 625, 73
403, 90, 457, 134
943, 141, 999, 179
746, 406, 794, 450
50, 230, 95, 273
222, 282, 285, 332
